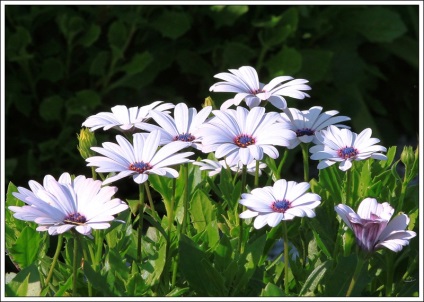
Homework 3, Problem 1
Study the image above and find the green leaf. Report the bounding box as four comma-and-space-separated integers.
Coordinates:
77, 23, 101, 47
300, 49, 333, 82
83, 264, 115, 296
89, 51, 110, 76
152, 11, 191, 40
9, 226, 43, 269
261, 282, 285, 296
352, 7, 407, 43
266, 47, 302, 76
222, 42, 256, 68
66, 90, 101, 117
190, 189, 220, 248
39, 95, 64, 122
120, 51, 153, 76
208, 6, 249, 28
5, 264, 41, 297
179, 235, 223, 296
299, 260, 331, 296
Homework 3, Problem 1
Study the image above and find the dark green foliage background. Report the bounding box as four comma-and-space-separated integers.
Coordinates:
5, 4, 419, 190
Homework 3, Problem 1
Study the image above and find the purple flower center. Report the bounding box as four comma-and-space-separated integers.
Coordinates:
129, 161, 153, 174
174, 133, 195, 142
295, 128, 315, 137
64, 212, 87, 225
338, 146, 359, 159
234, 134, 256, 148
251, 88, 265, 95
271, 199, 291, 213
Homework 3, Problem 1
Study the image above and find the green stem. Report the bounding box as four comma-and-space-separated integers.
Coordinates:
346, 255, 366, 297
91, 167, 97, 180
385, 252, 394, 296
254, 160, 260, 188
181, 163, 190, 235
170, 178, 178, 289
94, 230, 103, 269
145, 181, 159, 220
301, 143, 310, 182
137, 183, 145, 262
282, 221, 290, 295
276, 149, 289, 180
79, 237, 92, 297
44, 234, 63, 289
237, 165, 248, 255
345, 167, 352, 206
72, 233, 79, 296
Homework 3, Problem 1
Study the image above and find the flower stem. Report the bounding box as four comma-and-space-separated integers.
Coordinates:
345, 167, 352, 206
72, 233, 79, 296
137, 183, 145, 262
169, 178, 178, 289
44, 234, 63, 290
282, 221, 290, 295
181, 163, 190, 235
346, 255, 366, 297
254, 160, 260, 188
145, 181, 159, 221
276, 149, 289, 180
385, 252, 394, 296
301, 143, 310, 182
237, 165, 248, 254
79, 237, 92, 297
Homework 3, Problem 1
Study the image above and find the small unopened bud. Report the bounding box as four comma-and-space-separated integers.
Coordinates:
203, 96, 216, 109
400, 146, 415, 168
77, 128, 97, 159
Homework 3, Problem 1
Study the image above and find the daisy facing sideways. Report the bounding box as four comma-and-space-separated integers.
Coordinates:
86, 130, 194, 185
309, 125, 387, 171
239, 179, 321, 229
199, 106, 296, 166
335, 198, 416, 254
138, 102, 212, 150
82, 101, 174, 132
9, 173, 129, 237
279, 106, 351, 149
193, 158, 267, 177
209, 65, 311, 110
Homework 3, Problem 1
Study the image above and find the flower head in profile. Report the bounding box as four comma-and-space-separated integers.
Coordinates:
199, 106, 296, 166
239, 179, 321, 229
138, 102, 212, 150
86, 130, 194, 185
309, 125, 387, 171
193, 159, 267, 177
82, 101, 175, 132
335, 198, 416, 254
279, 106, 351, 149
9, 173, 128, 237
209, 66, 311, 110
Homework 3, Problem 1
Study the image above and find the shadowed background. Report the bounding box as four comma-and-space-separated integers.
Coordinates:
5, 4, 419, 197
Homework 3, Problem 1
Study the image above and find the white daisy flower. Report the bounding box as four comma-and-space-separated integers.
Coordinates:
192, 159, 267, 177
86, 130, 194, 185
280, 106, 351, 149
209, 66, 311, 110
199, 106, 296, 166
335, 198, 416, 253
137, 102, 212, 150
239, 179, 321, 229
9, 173, 129, 237
82, 101, 175, 132
309, 125, 387, 171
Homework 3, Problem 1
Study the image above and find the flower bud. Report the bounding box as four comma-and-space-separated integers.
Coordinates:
77, 128, 97, 159
203, 96, 216, 109
400, 146, 415, 168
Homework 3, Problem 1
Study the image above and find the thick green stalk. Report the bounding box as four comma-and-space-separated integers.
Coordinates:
137, 183, 145, 262
282, 221, 290, 295
72, 233, 79, 296
145, 181, 159, 221
237, 165, 248, 255
301, 143, 310, 182
181, 163, 190, 235
345, 167, 352, 206
44, 234, 63, 290
79, 237, 92, 297
254, 160, 260, 188
276, 149, 289, 180
169, 178, 178, 289
346, 255, 366, 297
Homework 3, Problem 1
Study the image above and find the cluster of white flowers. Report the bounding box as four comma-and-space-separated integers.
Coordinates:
9, 65, 415, 254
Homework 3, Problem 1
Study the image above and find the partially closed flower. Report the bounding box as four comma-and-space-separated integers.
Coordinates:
9, 173, 129, 237
335, 198, 416, 254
